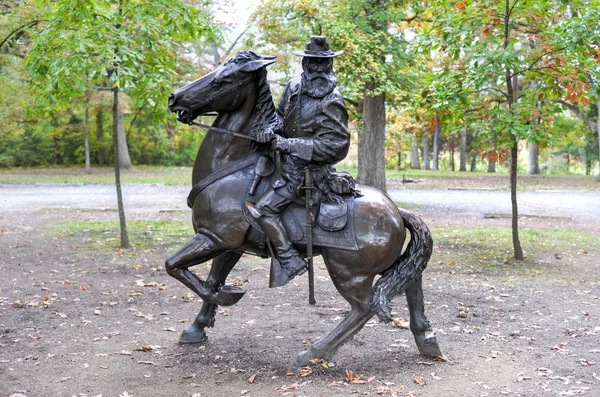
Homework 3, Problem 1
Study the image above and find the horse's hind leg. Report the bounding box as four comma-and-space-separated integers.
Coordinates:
179, 251, 242, 344
406, 275, 442, 357
296, 262, 376, 367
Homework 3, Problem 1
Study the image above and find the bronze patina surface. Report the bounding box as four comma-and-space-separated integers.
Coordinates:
166, 38, 441, 366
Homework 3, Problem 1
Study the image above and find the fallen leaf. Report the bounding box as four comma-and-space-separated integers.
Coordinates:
414, 376, 426, 386
135, 346, 153, 352
248, 374, 256, 383
286, 369, 295, 376
298, 367, 313, 377
345, 369, 365, 383
392, 318, 410, 329
138, 361, 157, 366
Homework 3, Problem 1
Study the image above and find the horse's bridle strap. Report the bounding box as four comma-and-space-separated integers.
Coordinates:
191, 72, 256, 110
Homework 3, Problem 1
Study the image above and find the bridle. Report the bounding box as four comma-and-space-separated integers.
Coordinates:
187, 67, 257, 119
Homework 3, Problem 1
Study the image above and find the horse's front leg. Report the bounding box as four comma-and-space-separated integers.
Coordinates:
179, 251, 242, 344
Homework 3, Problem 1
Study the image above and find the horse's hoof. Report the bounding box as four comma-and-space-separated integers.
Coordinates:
295, 347, 321, 369
414, 331, 442, 357
214, 285, 245, 306
295, 350, 312, 368
178, 325, 208, 344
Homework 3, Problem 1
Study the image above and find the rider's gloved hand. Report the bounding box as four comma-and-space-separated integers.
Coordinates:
271, 135, 291, 153
256, 127, 276, 143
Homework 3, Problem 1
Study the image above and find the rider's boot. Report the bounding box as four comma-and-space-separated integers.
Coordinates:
255, 215, 308, 280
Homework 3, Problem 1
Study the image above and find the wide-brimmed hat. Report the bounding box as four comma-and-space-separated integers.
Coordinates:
292, 36, 343, 58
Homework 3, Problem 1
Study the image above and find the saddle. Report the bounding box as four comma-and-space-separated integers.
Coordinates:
244, 156, 360, 250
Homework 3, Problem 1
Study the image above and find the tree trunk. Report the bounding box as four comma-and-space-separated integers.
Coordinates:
397, 151, 402, 170
423, 132, 430, 170
357, 88, 386, 192
450, 143, 455, 171
432, 113, 440, 171
112, 86, 130, 249
528, 141, 540, 174
459, 121, 467, 171
597, 96, 600, 181
84, 101, 91, 174
96, 108, 106, 164
410, 134, 421, 169
470, 150, 477, 171
116, 110, 132, 169
508, 67, 523, 260
488, 129, 497, 173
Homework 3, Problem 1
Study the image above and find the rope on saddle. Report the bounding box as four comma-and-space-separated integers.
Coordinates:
187, 154, 259, 208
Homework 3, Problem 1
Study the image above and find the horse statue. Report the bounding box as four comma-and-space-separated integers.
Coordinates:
166, 50, 442, 366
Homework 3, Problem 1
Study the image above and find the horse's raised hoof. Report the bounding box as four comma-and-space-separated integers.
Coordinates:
414, 330, 442, 357
178, 324, 208, 344
214, 285, 245, 306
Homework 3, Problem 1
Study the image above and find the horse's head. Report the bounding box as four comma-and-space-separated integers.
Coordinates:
168, 51, 277, 124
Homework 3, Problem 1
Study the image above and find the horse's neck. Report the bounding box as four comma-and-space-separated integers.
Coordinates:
191, 100, 257, 186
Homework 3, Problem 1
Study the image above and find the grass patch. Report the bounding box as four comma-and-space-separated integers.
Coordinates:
0, 166, 192, 185
47, 219, 193, 251
431, 226, 599, 274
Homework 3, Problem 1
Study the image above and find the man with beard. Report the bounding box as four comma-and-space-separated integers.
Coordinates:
246, 36, 350, 283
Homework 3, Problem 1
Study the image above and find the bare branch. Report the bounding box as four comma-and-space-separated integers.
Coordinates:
557, 99, 598, 133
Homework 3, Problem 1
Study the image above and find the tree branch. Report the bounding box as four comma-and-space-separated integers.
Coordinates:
557, 99, 598, 133
0, 19, 41, 51
223, 23, 252, 58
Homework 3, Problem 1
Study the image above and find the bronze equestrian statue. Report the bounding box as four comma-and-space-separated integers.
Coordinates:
166, 37, 442, 366
247, 36, 350, 283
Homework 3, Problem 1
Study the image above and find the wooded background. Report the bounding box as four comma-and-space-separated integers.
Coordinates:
1, 0, 599, 182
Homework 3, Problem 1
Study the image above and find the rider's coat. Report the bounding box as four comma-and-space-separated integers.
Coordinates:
275, 77, 350, 195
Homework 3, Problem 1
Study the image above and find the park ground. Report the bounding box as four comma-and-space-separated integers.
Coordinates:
0, 168, 599, 397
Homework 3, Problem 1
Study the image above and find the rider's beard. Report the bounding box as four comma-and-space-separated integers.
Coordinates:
301, 70, 337, 99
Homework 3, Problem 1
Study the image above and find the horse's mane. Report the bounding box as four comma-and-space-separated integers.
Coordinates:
230, 51, 280, 150
250, 68, 280, 146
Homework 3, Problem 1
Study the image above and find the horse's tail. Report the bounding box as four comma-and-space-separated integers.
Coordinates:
372, 207, 433, 323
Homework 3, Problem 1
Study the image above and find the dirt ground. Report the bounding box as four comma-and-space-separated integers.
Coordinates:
1, 184, 599, 397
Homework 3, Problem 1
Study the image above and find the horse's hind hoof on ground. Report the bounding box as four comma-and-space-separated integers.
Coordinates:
295, 347, 321, 368
414, 331, 442, 357
178, 324, 208, 344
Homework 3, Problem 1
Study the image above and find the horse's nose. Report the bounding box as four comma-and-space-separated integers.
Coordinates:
167, 93, 176, 111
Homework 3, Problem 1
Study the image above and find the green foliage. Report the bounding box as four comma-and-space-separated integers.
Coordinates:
424, 0, 598, 154
253, 0, 420, 105
26, 0, 219, 117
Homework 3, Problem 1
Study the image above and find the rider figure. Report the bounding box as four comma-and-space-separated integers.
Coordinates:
247, 36, 350, 281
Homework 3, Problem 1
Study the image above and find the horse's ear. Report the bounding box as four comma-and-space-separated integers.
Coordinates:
238, 58, 277, 72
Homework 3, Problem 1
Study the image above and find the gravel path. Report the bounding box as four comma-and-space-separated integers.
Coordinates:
1, 183, 598, 224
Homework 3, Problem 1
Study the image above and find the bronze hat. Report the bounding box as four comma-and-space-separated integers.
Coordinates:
292, 36, 343, 58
